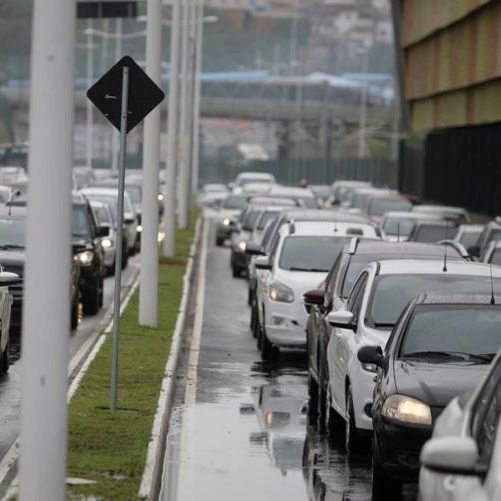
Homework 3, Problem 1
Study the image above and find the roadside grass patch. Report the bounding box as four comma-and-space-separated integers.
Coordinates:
66, 212, 198, 500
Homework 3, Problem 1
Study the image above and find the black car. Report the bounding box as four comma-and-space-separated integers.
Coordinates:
304, 238, 471, 433
358, 293, 501, 499
72, 193, 108, 316
0, 206, 82, 331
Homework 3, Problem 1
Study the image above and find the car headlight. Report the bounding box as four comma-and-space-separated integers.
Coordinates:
381, 394, 431, 425
137, 225, 143, 232
157, 193, 164, 202
223, 218, 231, 226
74, 250, 94, 265
238, 241, 247, 252
101, 238, 114, 249
269, 280, 295, 303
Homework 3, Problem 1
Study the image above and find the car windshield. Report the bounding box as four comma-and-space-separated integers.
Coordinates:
72, 205, 91, 238
91, 204, 112, 226
85, 194, 118, 220
243, 209, 260, 228
413, 224, 457, 243
368, 274, 501, 327
400, 305, 501, 363
0, 217, 25, 247
459, 230, 482, 249
368, 198, 412, 217
257, 210, 280, 230
222, 195, 248, 209
382, 216, 417, 237
279, 236, 351, 272
488, 249, 501, 266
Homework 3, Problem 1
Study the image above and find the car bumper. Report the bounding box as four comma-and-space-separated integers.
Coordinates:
374, 418, 433, 482
216, 224, 233, 241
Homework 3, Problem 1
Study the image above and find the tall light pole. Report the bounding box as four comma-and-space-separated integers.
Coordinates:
191, 0, 204, 200
139, 0, 162, 327
163, 0, 181, 256
177, 0, 190, 229
19, 0, 75, 498
86, 19, 94, 168
358, 46, 369, 159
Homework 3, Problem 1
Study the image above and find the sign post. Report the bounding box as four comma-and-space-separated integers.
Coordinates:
87, 55, 164, 411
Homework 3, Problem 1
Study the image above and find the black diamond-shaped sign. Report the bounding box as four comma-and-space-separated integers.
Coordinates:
87, 55, 165, 133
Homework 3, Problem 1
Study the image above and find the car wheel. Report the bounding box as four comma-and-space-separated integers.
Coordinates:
261, 326, 278, 362
345, 386, 364, 454
372, 441, 401, 500
71, 298, 79, 330
83, 282, 100, 316
122, 241, 129, 270
250, 302, 256, 330
247, 287, 253, 307
325, 385, 344, 441
307, 374, 319, 427
231, 265, 240, 278
256, 320, 263, 349
1, 341, 9, 375
216, 237, 224, 247
98, 277, 104, 308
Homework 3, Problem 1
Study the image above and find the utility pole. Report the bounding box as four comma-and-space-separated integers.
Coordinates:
358, 46, 369, 159
163, 0, 181, 256
86, 19, 94, 168
139, 0, 162, 327
19, 0, 75, 498
111, 18, 122, 174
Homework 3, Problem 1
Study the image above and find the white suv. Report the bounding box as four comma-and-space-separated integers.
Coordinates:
326, 259, 501, 453
255, 219, 378, 361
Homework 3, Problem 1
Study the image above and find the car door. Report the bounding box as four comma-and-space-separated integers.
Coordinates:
328, 271, 369, 416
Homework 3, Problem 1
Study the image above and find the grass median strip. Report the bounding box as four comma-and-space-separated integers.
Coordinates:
67, 212, 199, 500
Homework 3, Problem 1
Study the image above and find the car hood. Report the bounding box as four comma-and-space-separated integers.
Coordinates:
72, 237, 94, 251
274, 269, 328, 296
393, 361, 488, 408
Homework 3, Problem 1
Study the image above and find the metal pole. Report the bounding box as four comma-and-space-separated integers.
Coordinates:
111, 18, 123, 175
358, 48, 369, 159
163, 0, 181, 256
86, 19, 94, 168
111, 65, 130, 412
177, 0, 190, 228
191, 0, 204, 200
19, 0, 75, 498
139, 0, 162, 327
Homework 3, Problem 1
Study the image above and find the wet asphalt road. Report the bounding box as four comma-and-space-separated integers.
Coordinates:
160, 216, 418, 501
0, 254, 140, 498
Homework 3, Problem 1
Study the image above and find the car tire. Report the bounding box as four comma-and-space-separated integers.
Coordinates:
216, 237, 224, 247
325, 385, 345, 442
372, 441, 401, 500
345, 386, 364, 454
98, 277, 104, 308
121, 241, 129, 270
250, 302, 256, 331
1, 341, 9, 375
261, 326, 278, 362
231, 265, 240, 278
307, 374, 319, 426
71, 299, 79, 330
83, 282, 100, 316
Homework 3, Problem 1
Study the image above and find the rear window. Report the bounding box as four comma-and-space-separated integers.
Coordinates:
279, 236, 351, 272
413, 225, 457, 243
222, 195, 247, 209
368, 274, 501, 328
0, 217, 25, 246
382, 216, 416, 237
368, 198, 412, 217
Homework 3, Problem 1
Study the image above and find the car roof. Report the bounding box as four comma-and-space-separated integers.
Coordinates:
346, 239, 467, 258
457, 224, 484, 231
414, 293, 501, 306
382, 211, 443, 220
235, 172, 275, 180
282, 220, 377, 237
279, 208, 369, 223
413, 204, 468, 214
375, 259, 501, 276
269, 185, 315, 198
80, 187, 119, 196
0, 206, 26, 217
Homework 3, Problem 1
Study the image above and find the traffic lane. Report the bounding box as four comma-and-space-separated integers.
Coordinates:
162, 216, 418, 501
0, 254, 139, 488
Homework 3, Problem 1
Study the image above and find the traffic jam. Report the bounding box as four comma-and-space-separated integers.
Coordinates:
194, 174, 501, 500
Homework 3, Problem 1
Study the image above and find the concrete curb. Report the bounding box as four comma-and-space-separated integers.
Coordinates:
138, 216, 204, 500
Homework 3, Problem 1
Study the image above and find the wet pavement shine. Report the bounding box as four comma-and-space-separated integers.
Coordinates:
160, 217, 417, 501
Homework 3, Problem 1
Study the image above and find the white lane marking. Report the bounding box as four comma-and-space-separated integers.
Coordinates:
185, 218, 208, 406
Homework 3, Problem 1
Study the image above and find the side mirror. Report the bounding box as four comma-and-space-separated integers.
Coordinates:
468, 245, 480, 258
420, 436, 484, 476
326, 310, 356, 331
303, 289, 325, 307
96, 225, 110, 237
227, 182, 235, 191
0, 271, 20, 287
246, 241, 264, 256
357, 345, 384, 367
254, 256, 271, 270
242, 224, 253, 232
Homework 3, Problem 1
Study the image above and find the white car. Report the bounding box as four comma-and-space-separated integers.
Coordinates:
230, 171, 276, 192
325, 259, 501, 452
79, 187, 138, 256
254, 219, 378, 361
419, 349, 501, 501
0, 270, 20, 374
379, 211, 443, 242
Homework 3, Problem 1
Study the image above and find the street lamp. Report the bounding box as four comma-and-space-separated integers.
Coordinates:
357, 45, 370, 159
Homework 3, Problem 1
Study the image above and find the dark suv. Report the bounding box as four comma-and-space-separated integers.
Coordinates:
0, 206, 82, 331
72, 193, 108, 316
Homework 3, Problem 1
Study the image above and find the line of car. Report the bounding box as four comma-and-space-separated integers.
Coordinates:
210, 174, 501, 500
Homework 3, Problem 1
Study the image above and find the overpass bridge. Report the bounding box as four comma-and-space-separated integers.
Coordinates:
1, 71, 393, 159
